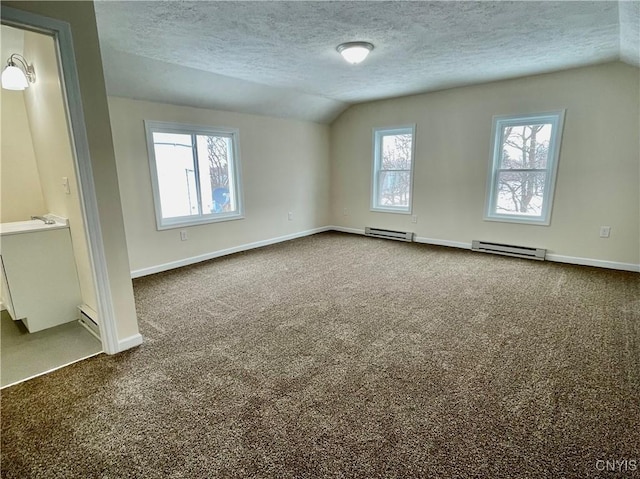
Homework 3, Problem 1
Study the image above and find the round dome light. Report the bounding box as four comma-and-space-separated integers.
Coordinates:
336, 42, 374, 65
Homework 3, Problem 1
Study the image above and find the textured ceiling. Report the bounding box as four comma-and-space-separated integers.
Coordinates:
94, 1, 639, 124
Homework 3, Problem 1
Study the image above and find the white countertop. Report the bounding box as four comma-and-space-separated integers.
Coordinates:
0, 215, 69, 236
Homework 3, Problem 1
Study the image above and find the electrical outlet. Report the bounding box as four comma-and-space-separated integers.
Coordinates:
343, 208, 348, 216
180, 230, 188, 241
288, 212, 293, 221
411, 215, 418, 224
599, 226, 611, 238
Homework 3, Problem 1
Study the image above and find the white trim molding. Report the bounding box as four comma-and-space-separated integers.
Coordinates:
545, 254, 639, 273
131, 226, 331, 278
118, 334, 144, 351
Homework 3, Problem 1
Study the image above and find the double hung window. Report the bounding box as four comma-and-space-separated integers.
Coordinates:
371, 125, 416, 213
485, 112, 565, 225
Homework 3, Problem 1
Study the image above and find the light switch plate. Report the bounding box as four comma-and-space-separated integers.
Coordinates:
62, 177, 70, 195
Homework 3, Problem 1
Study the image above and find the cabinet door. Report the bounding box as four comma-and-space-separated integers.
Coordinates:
0, 256, 17, 320
1, 229, 82, 332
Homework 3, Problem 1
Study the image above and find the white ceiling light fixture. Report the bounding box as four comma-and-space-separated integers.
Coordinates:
2, 53, 36, 90
336, 41, 374, 65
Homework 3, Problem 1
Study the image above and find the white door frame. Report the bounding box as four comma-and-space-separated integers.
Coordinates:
2, 6, 120, 354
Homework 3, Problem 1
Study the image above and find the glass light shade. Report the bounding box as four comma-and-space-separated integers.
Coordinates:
337, 42, 373, 65
2, 65, 29, 90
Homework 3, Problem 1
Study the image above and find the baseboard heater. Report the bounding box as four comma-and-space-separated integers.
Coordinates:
78, 305, 101, 340
471, 240, 546, 261
365, 227, 413, 242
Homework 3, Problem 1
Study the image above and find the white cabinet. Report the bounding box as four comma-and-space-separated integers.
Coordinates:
0, 226, 81, 332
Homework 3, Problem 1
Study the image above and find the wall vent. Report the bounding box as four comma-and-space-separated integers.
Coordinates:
365, 227, 413, 242
472, 240, 546, 261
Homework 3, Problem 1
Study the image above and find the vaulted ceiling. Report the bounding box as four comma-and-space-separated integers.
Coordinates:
95, 1, 640, 124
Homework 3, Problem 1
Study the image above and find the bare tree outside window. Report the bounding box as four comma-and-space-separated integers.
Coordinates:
206, 136, 233, 213
496, 124, 551, 216
379, 134, 412, 207
207, 136, 230, 190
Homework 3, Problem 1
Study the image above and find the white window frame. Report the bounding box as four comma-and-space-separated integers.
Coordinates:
484, 111, 565, 226
145, 120, 244, 230
371, 125, 416, 214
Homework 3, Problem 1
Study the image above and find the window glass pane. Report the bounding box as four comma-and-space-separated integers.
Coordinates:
381, 134, 412, 169
196, 135, 235, 214
152, 132, 198, 219
500, 124, 552, 169
378, 170, 411, 208
495, 170, 546, 217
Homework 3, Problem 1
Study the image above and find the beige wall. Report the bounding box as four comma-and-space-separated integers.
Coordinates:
4, 1, 139, 342
21, 30, 98, 311
0, 90, 46, 222
107, 97, 330, 273
331, 62, 640, 266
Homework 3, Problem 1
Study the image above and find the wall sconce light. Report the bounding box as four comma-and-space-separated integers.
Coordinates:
2, 53, 36, 90
336, 41, 374, 65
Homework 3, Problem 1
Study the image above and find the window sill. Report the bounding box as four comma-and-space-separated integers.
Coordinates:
483, 215, 550, 226
371, 207, 412, 215
156, 213, 244, 231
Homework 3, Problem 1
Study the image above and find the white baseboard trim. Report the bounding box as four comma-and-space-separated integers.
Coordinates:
545, 254, 640, 272
130, 225, 639, 278
330, 225, 365, 235
414, 236, 472, 250
336, 229, 638, 272
117, 333, 143, 352
131, 226, 332, 278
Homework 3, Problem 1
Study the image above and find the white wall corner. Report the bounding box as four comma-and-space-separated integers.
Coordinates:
131, 226, 332, 278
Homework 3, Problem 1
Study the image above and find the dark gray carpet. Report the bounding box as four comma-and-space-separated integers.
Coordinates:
2, 232, 639, 478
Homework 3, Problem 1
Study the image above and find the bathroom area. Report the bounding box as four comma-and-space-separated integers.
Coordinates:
1, 24, 102, 387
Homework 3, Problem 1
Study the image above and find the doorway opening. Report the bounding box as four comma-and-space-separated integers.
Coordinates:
1, 6, 123, 387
